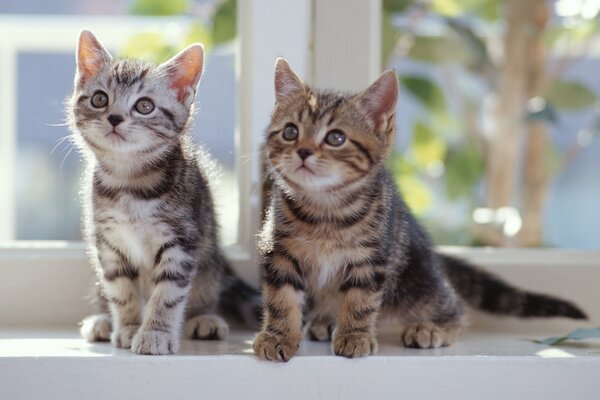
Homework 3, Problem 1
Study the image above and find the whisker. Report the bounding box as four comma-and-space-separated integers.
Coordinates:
45, 122, 69, 127
50, 135, 73, 155
60, 145, 74, 169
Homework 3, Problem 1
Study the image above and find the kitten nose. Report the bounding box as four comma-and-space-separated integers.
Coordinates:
297, 148, 314, 160
107, 114, 124, 127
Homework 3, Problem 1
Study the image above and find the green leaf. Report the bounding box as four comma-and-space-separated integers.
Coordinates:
545, 80, 598, 110
397, 174, 433, 215
212, 0, 237, 45
382, 11, 401, 66
119, 33, 174, 63
444, 144, 484, 201
407, 35, 473, 65
432, 0, 499, 21
383, 0, 412, 13
533, 327, 600, 346
411, 120, 447, 168
400, 76, 447, 114
130, 0, 189, 15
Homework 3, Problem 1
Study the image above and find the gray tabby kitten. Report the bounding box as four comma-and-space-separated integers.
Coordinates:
253, 59, 586, 361
71, 30, 230, 355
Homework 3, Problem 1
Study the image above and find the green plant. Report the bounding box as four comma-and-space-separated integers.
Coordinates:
383, 0, 600, 246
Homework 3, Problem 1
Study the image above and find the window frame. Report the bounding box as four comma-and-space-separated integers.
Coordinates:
0, 1, 598, 331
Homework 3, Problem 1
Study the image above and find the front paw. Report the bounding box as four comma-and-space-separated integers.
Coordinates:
253, 331, 300, 362
131, 330, 179, 355
111, 324, 139, 349
332, 330, 377, 358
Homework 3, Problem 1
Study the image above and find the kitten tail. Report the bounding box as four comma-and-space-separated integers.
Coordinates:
441, 254, 587, 320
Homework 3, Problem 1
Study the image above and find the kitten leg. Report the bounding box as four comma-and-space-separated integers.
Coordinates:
253, 255, 306, 362
305, 315, 335, 342
332, 288, 382, 358
131, 244, 195, 355
80, 276, 112, 342
96, 239, 143, 349
253, 283, 305, 362
183, 269, 229, 340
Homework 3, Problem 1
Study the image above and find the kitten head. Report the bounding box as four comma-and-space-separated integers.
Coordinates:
265, 58, 398, 194
69, 30, 204, 160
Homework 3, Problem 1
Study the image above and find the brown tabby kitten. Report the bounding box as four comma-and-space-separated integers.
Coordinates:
253, 59, 586, 361
70, 30, 242, 354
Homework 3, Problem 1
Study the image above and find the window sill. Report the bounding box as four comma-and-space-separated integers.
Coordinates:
1, 327, 599, 399
1, 242, 598, 331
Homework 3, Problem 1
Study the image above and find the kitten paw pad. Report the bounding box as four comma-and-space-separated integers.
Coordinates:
111, 324, 139, 349
80, 314, 112, 342
253, 331, 300, 362
131, 330, 179, 355
306, 320, 335, 342
402, 322, 459, 348
332, 331, 377, 358
184, 314, 229, 340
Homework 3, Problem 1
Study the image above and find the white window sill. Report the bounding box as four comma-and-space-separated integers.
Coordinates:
1, 328, 599, 399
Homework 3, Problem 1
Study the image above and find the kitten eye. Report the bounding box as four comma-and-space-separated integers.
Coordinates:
282, 123, 299, 141
135, 98, 155, 115
324, 130, 346, 147
91, 91, 108, 108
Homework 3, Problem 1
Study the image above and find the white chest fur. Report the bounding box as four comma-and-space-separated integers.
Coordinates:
96, 195, 167, 270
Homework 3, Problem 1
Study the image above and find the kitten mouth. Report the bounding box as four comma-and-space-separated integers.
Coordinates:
296, 164, 314, 174
106, 129, 126, 141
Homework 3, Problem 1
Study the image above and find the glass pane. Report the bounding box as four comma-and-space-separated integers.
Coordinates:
382, 0, 600, 249
2, 0, 239, 245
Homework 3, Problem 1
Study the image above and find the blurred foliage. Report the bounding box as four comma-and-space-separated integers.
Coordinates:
130, 0, 189, 15
400, 76, 446, 114
546, 80, 598, 110
212, 0, 237, 45
383, 0, 600, 245
123, 0, 236, 63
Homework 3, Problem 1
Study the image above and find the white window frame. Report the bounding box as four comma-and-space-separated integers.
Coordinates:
0, 1, 598, 331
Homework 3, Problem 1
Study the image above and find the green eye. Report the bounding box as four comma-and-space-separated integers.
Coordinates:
282, 123, 299, 141
135, 98, 155, 115
91, 91, 108, 108
324, 130, 346, 146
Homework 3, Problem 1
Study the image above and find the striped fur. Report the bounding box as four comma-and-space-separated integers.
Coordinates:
253, 59, 586, 362
71, 31, 232, 354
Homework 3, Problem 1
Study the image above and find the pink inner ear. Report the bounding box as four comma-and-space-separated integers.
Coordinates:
77, 30, 111, 85
274, 58, 304, 103
164, 45, 204, 103
360, 71, 399, 128
171, 73, 194, 102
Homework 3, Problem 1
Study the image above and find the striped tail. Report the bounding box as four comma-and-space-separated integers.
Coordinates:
441, 254, 587, 320
219, 265, 263, 329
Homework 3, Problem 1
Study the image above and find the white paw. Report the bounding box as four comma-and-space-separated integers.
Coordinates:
80, 314, 112, 342
110, 324, 139, 349
184, 314, 229, 340
131, 330, 179, 355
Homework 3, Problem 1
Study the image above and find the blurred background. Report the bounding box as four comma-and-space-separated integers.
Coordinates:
0, 0, 598, 249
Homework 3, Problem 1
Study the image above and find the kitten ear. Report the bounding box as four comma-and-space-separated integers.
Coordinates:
158, 44, 204, 104
274, 58, 305, 103
356, 70, 399, 131
76, 30, 112, 85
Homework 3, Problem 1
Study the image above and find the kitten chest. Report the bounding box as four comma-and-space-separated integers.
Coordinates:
96, 195, 169, 270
